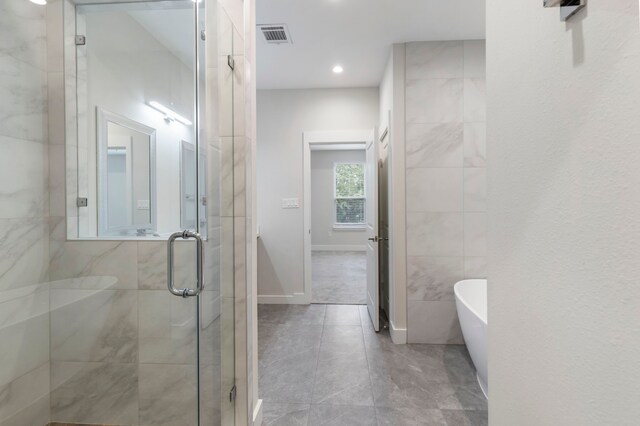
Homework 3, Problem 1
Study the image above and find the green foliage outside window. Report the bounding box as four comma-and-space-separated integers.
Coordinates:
335, 163, 365, 224
335, 163, 365, 197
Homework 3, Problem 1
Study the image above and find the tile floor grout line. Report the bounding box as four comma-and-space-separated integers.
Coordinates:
358, 305, 380, 424
308, 304, 327, 412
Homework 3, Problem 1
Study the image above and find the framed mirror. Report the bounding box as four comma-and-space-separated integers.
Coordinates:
97, 108, 157, 237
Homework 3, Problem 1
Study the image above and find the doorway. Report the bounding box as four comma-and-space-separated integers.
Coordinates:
310, 149, 368, 304
302, 130, 382, 330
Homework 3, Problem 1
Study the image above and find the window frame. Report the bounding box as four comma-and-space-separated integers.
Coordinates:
333, 161, 366, 230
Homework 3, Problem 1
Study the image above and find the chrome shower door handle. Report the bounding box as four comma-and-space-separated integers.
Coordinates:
167, 230, 205, 297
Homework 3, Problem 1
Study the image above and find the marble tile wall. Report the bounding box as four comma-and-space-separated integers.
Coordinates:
1, 0, 242, 423
227, 16, 250, 426
237, 0, 259, 422
209, 0, 259, 423
0, 0, 51, 424
405, 41, 486, 344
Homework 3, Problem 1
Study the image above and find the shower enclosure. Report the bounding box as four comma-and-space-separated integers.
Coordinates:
0, 0, 238, 424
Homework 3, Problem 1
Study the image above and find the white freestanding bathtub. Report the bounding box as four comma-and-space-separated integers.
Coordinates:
454, 279, 488, 399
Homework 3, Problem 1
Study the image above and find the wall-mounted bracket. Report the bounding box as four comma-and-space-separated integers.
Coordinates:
544, 0, 585, 22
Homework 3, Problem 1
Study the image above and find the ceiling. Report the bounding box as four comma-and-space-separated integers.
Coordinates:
256, 0, 486, 90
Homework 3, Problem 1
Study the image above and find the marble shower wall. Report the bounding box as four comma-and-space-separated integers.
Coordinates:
405, 41, 486, 344
0, 0, 51, 424
217, 0, 257, 421
0, 0, 244, 423
213, 0, 259, 423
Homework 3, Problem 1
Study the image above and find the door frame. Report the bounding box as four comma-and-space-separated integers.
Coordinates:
302, 130, 373, 304
364, 129, 380, 330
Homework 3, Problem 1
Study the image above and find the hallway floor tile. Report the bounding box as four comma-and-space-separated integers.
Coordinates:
259, 304, 487, 426
312, 252, 366, 304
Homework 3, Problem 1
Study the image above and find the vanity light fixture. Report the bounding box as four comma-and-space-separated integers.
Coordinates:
29, 0, 47, 4
332, 65, 344, 74
148, 101, 193, 126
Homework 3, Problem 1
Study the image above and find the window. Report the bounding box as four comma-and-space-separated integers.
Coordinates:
334, 162, 365, 227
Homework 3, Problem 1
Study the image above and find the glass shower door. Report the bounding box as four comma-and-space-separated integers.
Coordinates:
49, 0, 231, 425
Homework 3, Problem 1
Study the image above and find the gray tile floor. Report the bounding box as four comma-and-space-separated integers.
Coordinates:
312, 252, 367, 304
259, 304, 488, 426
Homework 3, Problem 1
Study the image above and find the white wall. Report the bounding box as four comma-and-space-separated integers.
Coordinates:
257, 88, 378, 300
488, 1, 640, 424
310, 149, 367, 249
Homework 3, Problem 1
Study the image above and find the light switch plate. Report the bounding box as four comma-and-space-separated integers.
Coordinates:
281, 198, 300, 209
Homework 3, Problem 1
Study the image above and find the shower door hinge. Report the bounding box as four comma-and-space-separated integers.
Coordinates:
229, 385, 237, 402
227, 55, 235, 70
75, 35, 86, 46
201, 30, 206, 41
77, 197, 88, 207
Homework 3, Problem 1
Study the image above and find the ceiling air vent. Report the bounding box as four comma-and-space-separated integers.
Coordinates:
258, 24, 292, 44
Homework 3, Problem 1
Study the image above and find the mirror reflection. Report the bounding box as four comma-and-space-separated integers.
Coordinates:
70, 0, 203, 238
98, 109, 156, 236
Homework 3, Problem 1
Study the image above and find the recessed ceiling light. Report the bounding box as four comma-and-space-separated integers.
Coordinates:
332, 65, 344, 74
29, 0, 47, 5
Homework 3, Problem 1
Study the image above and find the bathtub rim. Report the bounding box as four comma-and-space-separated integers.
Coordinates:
454, 279, 487, 326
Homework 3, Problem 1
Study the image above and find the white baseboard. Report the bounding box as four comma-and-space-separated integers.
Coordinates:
258, 292, 308, 304
312, 244, 366, 252
390, 320, 407, 344
252, 399, 263, 426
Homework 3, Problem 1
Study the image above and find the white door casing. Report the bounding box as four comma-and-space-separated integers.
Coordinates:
298, 130, 372, 306
365, 129, 380, 331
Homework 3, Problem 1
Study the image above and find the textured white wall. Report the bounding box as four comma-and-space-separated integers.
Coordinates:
257, 88, 379, 299
311, 149, 367, 248
488, 1, 640, 424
